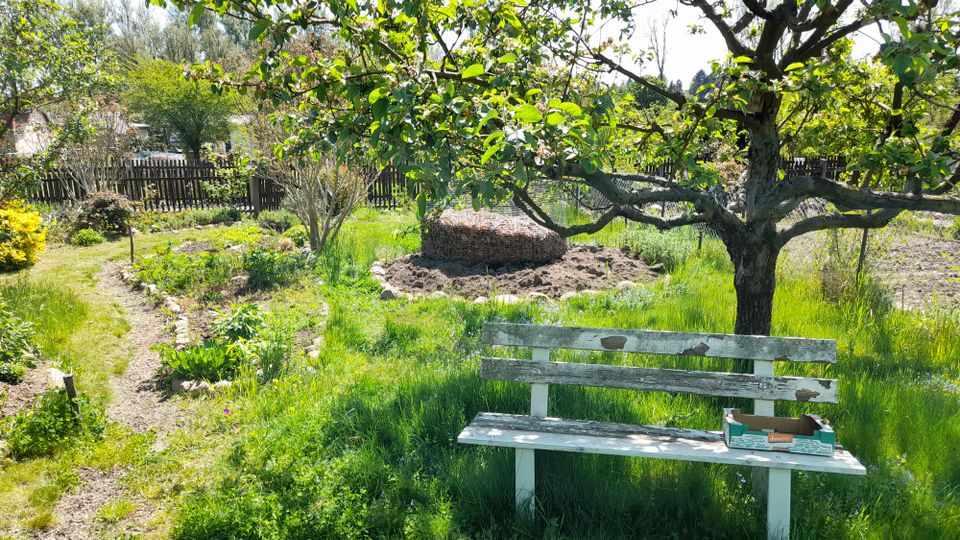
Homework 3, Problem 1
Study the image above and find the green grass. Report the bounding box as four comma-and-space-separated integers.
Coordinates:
166, 213, 960, 539
5, 209, 960, 538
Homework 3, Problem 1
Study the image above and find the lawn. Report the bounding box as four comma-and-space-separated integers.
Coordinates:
2, 209, 960, 539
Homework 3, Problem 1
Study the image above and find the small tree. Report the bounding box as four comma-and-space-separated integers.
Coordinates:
268, 156, 378, 252
122, 59, 235, 162
57, 108, 134, 200
0, 0, 113, 201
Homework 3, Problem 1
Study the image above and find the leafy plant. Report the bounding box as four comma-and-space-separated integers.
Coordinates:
160, 340, 242, 382
0, 201, 47, 271
6, 389, 106, 460
76, 191, 134, 234
211, 303, 265, 342
257, 210, 301, 232
282, 224, 308, 247
242, 248, 306, 290
0, 300, 38, 383
69, 228, 105, 246
134, 247, 238, 295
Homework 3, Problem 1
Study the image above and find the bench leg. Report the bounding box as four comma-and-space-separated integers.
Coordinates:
766, 468, 791, 540
515, 448, 535, 518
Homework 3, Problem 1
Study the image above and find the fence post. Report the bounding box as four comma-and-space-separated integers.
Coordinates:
248, 176, 262, 213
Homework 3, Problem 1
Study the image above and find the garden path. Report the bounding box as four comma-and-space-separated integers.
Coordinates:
40, 262, 184, 539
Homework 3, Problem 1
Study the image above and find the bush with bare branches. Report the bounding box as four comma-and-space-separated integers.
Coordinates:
267, 156, 378, 252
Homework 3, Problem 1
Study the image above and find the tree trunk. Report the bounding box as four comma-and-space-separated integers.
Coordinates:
725, 230, 781, 373
729, 235, 779, 337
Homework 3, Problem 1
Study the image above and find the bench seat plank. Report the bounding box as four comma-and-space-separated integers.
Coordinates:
483, 323, 837, 363
481, 357, 838, 403
458, 412, 866, 476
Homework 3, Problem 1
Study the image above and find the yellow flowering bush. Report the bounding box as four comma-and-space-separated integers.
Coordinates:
0, 201, 46, 271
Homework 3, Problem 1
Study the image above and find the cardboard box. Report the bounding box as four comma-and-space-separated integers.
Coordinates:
723, 408, 836, 457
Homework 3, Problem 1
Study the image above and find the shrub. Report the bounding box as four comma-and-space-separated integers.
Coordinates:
76, 191, 134, 234
616, 226, 695, 271
0, 201, 46, 271
242, 248, 307, 290
211, 304, 265, 342
7, 389, 106, 460
0, 300, 38, 384
257, 210, 301, 232
69, 228, 105, 246
161, 341, 243, 382
283, 225, 309, 248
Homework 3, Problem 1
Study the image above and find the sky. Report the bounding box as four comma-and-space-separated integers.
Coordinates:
601, 2, 888, 85
145, 1, 889, 88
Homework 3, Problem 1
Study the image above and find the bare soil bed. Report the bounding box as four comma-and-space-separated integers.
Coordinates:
382, 245, 656, 299
784, 229, 960, 310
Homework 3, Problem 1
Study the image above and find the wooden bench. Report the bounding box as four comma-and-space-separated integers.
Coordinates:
458, 323, 866, 540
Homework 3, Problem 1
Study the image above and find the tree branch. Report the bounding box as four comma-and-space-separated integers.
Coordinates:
777, 208, 901, 248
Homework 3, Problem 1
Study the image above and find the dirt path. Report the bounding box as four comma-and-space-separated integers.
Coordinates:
40, 262, 183, 540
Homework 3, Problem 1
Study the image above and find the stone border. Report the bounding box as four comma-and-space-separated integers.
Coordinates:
369, 260, 641, 304
119, 266, 228, 396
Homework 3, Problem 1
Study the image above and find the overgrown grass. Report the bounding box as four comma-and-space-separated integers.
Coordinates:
169, 213, 960, 539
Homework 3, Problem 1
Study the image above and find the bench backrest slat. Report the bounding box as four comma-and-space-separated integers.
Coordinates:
481, 358, 838, 403
482, 323, 836, 364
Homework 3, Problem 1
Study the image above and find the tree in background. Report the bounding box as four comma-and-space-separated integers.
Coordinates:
123, 59, 236, 161
687, 69, 716, 101
169, 0, 960, 341
0, 0, 113, 201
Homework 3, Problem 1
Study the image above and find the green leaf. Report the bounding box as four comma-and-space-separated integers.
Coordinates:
784, 62, 805, 72
248, 19, 269, 41
546, 112, 564, 126
733, 55, 753, 64
497, 53, 517, 64
368, 86, 387, 104
515, 104, 542, 123
188, 2, 206, 27
481, 143, 503, 165
461, 63, 485, 79
558, 102, 582, 116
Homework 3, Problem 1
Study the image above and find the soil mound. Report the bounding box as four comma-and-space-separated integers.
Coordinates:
422, 210, 567, 263
382, 245, 655, 299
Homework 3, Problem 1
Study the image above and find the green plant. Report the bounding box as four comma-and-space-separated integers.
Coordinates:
616, 226, 695, 271
242, 248, 306, 290
0, 300, 38, 383
257, 210, 301, 232
7, 389, 106, 460
210, 304, 265, 342
68, 228, 105, 247
160, 341, 242, 382
0, 201, 47, 271
282, 224, 309, 247
130, 207, 242, 232
134, 247, 238, 296
76, 191, 134, 234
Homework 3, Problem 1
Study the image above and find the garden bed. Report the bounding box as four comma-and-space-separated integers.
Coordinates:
380, 245, 656, 299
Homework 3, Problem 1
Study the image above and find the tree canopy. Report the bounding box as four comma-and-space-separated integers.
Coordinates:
160, 0, 960, 337
123, 59, 237, 161
0, 0, 113, 201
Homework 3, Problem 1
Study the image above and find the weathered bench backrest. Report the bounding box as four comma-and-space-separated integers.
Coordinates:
481, 323, 839, 415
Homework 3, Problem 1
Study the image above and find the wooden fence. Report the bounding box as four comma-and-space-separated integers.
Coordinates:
29, 156, 848, 212
29, 158, 409, 211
